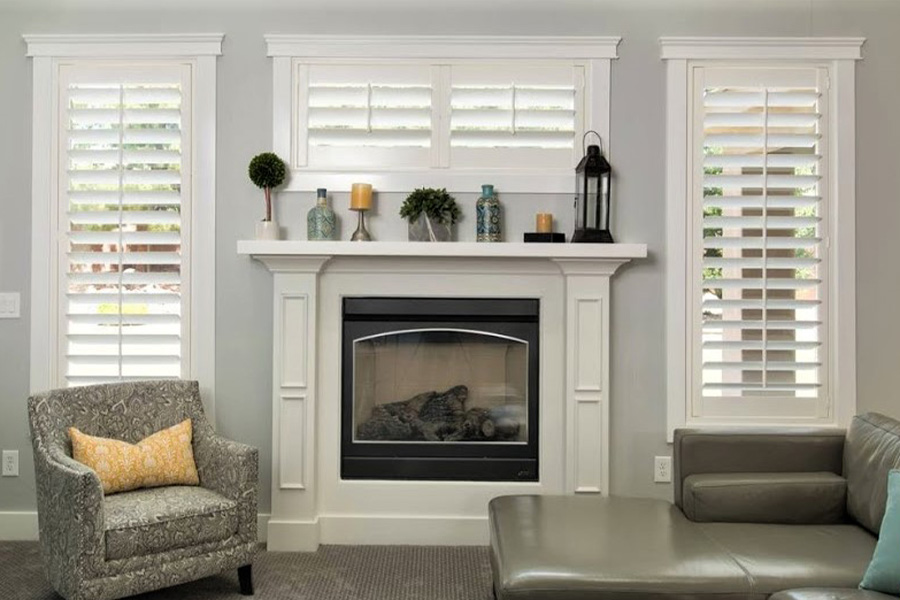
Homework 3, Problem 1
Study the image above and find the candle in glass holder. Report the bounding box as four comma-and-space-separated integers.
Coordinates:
350, 183, 373, 210
536, 213, 553, 233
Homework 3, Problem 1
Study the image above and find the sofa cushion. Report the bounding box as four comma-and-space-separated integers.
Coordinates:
697, 522, 876, 594
489, 495, 756, 600
844, 413, 900, 535
673, 428, 845, 513
682, 472, 847, 524
770, 590, 897, 600
104, 486, 237, 561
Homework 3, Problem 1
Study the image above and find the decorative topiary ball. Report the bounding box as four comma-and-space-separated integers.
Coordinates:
248, 152, 287, 189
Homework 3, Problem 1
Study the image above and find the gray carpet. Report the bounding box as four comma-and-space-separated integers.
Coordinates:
0, 543, 493, 600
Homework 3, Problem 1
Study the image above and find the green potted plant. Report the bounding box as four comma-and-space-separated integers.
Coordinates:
400, 187, 461, 242
248, 152, 287, 240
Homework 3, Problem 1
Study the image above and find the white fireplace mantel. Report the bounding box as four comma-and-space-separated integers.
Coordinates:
238, 240, 647, 551
237, 240, 647, 269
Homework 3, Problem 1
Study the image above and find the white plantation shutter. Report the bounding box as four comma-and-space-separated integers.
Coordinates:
692, 66, 828, 419
303, 64, 433, 168
59, 64, 191, 387
292, 61, 588, 175
449, 64, 583, 169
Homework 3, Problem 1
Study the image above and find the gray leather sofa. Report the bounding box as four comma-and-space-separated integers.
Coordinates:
489, 412, 900, 600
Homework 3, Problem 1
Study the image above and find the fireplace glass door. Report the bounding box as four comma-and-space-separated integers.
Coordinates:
353, 329, 528, 445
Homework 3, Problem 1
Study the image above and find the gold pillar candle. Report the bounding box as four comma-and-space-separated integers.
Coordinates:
350, 183, 373, 210
536, 213, 553, 233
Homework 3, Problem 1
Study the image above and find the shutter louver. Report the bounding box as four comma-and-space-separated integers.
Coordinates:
448, 65, 583, 169
450, 85, 576, 149
63, 72, 186, 386
305, 65, 433, 168
698, 67, 826, 412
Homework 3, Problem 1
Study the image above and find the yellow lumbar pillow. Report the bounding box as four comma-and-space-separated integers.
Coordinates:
69, 419, 200, 495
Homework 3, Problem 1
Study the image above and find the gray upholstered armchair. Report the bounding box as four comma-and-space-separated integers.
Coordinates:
27, 380, 259, 600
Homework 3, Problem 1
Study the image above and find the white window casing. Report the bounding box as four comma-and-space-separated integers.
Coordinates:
25, 34, 221, 420
267, 36, 619, 193
662, 38, 864, 439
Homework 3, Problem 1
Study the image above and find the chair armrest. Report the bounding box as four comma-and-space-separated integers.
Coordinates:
32, 449, 105, 594
193, 433, 259, 542
673, 427, 846, 510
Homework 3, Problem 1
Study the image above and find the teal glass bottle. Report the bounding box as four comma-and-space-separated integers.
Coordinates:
307, 188, 336, 241
476, 184, 501, 242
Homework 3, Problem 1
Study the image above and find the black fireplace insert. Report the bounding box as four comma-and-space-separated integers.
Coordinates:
341, 297, 539, 481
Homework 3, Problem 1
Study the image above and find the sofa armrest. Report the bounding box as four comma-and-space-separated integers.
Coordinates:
193, 432, 259, 543
682, 472, 847, 524
32, 448, 106, 595
673, 427, 846, 511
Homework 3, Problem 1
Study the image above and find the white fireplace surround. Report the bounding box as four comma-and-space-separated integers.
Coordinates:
238, 240, 646, 551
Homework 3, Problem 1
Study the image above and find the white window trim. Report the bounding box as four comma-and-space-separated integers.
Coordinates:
661, 37, 864, 440
266, 35, 620, 193
25, 33, 222, 421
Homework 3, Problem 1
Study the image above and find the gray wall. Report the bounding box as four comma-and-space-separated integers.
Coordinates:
2, 0, 899, 515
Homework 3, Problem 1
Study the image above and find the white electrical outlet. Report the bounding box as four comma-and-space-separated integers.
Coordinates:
0, 293, 20, 319
654, 456, 672, 483
2, 450, 18, 477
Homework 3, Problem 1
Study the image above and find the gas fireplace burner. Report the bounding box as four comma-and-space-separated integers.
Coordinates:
341, 297, 539, 482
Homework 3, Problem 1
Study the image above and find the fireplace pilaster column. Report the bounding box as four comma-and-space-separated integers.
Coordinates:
553, 258, 631, 495
258, 256, 329, 551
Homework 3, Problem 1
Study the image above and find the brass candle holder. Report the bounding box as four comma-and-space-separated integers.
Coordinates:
350, 207, 372, 241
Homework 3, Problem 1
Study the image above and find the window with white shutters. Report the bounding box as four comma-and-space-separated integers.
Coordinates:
303, 64, 434, 169
691, 65, 828, 420
59, 64, 191, 387
448, 64, 582, 169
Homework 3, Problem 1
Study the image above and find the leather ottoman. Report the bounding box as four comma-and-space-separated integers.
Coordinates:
489, 495, 753, 600
489, 495, 875, 600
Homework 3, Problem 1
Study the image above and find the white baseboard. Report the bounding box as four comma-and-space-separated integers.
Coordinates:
0, 511, 39, 540
265, 515, 488, 552
321, 515, 488, 546
257, 513, 270, 543
1, 512, 271, 543
1, 512, 486, 549
266, 518, 321, 552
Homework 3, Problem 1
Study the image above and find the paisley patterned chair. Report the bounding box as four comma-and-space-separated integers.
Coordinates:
27, 380, 259, 600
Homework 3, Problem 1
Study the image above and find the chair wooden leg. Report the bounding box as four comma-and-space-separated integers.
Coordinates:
238, 564, 253, 595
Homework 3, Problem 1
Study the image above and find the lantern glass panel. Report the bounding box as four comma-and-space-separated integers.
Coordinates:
585, 174, 600, 229
599, 171, 610, 230
575, 169, 586, 230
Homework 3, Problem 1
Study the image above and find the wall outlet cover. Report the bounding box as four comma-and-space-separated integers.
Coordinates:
0, 293, 20, 319
2, 450, 19, 477
654, 455, 672, 483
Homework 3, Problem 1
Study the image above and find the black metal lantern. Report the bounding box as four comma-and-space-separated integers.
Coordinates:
573, 132, 613, 243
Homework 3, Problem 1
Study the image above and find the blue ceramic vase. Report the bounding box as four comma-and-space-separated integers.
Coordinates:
476, 184, 501, 242
307, 188, 336, 241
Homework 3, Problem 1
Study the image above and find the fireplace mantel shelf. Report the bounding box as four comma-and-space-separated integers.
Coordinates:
238, 240, 647, 261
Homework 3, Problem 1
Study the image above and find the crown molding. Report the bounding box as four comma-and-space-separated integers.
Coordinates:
265, 35, 621, 59
24, 34, 224, 57
659, 37, 865, 61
